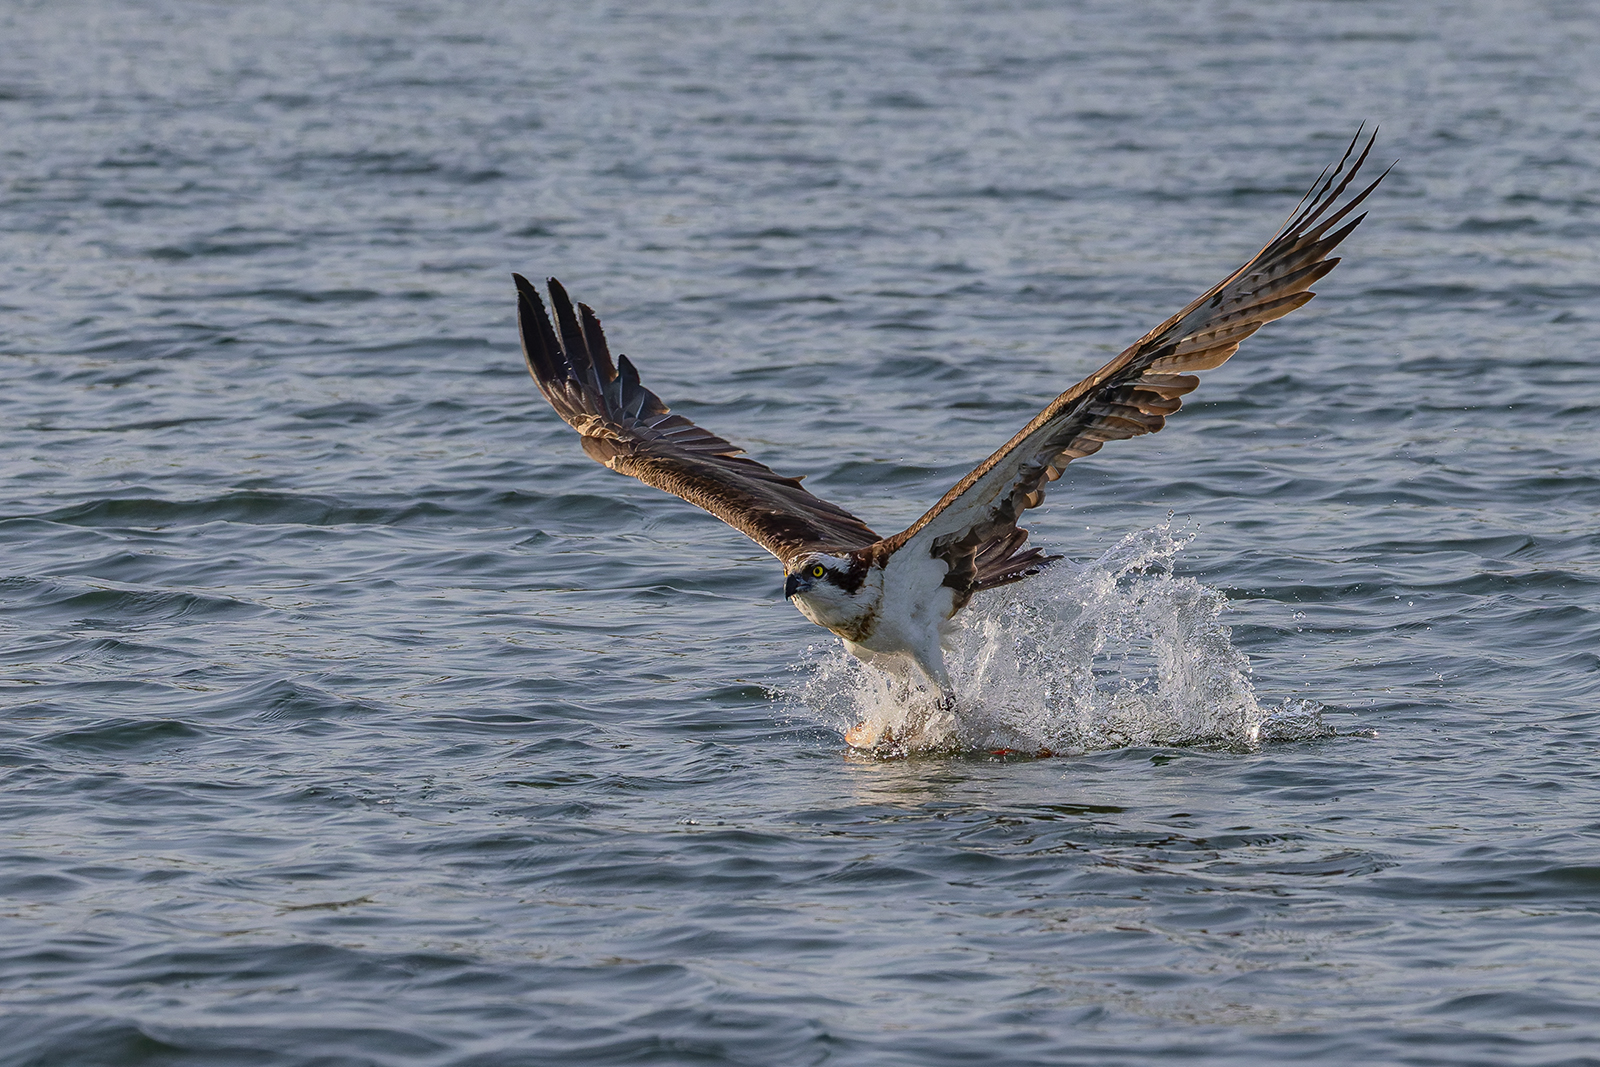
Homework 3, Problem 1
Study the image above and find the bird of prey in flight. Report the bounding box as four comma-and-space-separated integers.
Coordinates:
515, 131, 1385, 747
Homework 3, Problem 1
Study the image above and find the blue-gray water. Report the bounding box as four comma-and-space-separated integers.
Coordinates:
3, 1, 1599, 1064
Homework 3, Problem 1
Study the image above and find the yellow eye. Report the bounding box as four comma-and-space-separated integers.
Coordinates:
810, 564, 826, 578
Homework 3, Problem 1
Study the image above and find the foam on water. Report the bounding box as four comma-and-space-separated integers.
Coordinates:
791, 523, 1336, 755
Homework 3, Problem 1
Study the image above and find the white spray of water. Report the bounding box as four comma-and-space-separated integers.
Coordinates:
787, 523, 1334, 755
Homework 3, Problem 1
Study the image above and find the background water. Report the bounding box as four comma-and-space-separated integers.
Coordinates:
3, 0, 1599, 1063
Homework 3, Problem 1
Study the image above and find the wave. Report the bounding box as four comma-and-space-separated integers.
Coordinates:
789, 523, 1338, 755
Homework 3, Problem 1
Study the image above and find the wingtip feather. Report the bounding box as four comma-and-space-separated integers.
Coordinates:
578, 301, 619, 382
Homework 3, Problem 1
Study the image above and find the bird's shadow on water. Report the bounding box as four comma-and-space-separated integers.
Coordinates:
779, 523, 1355, 759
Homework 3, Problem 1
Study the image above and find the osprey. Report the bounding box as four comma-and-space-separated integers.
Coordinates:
516, 133, 1385, 747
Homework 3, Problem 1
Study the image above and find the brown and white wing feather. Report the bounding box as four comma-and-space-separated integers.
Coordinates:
516, 274, 880, 565
881, 131, 1388, 592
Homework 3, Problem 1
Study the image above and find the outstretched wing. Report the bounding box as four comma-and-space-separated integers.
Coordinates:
516, 274, 881, 565
879, 130, 1389, 591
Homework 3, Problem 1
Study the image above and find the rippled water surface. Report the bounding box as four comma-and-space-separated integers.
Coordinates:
3, 1, 1600, 1064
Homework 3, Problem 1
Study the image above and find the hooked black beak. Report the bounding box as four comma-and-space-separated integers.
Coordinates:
784, 573, 805, 599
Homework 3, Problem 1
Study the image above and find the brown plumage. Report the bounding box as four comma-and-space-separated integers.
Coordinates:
516, 273, 881, 561
880, 130, 1389, 591
515, 130, 1386, 683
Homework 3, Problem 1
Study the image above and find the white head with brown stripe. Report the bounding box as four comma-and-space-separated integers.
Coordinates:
783, 551, 880, 641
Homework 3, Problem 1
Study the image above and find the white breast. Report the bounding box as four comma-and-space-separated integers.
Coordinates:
848, 548, 956, 686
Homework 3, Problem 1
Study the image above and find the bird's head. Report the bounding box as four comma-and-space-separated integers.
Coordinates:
789, 549, 876, 597
784, 552, 878, 638
784, 554, 846, 600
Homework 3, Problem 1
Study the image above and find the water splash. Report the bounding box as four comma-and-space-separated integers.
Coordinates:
789, 523, 1335, 755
